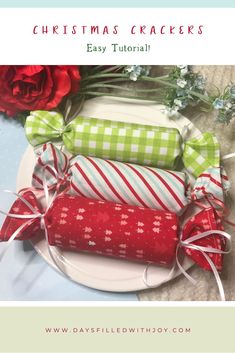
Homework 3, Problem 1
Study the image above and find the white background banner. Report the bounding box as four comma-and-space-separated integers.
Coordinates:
1, 8, 234, 64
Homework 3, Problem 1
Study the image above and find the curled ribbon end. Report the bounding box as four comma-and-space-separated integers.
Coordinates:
178, 207, 232, 301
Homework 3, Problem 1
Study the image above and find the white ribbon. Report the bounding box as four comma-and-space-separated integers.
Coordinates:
0, 167, 93, 282
222, 152, 235, 161
0, 189, 42, 260
0, 192, 99, 283
142, 261, 178, 289
143, 229, 232, 301
0, 167, 59, 263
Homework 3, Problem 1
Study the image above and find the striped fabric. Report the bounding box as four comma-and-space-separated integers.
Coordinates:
70, 155, 190, 214
191, 167, 229, 206
31, 143, 229, 215
32, 143, 70, 189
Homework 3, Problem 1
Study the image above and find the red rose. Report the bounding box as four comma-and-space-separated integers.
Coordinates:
0, 65, 81, 117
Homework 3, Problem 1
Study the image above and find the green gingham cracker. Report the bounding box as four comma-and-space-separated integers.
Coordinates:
25, 110, 182, 169
25, 110, 221, 176
66, 116, 182, 169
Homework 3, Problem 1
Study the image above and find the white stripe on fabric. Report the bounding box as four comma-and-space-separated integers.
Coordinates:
104, 160, 145, 207
92, 157, 134, 205
116, 162, 158, 209
79, 156, 121, 203
71, 165, 99, 199
156, 168, 187, 199
130, 163, 174, 211
154, 168, 188, 208
73, 158, 108, 200
197, 175, 223, 202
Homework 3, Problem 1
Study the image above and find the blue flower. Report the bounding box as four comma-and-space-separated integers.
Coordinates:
194, 76, 206, 90
165, 106, 180, 118
225, 102, 232, 111
174, 98, 187, 109
177, 78, 187, 88
142, 66, 151, 76
176, 89, 185, 97
125, 65, 151, 81
213, 98, 224, 110
177, 65, 188, 76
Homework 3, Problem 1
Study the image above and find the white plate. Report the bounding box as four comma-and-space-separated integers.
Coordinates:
17, 97, 201, 292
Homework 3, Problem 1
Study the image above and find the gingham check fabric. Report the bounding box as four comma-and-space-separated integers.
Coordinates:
25, 110, 182, 169
183, 133, 220, 177
25, 111, 65, 146
25, 110, 220, 176
66, 116, 182, 169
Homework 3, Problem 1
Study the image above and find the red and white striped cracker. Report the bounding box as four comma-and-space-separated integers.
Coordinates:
191, 167, 229, 208
32, 143, 70, 189
70, 155, 190, 214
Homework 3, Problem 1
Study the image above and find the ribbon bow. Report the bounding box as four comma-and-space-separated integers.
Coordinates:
142, 207, 231, 301
0, 188, 68, 276
181, 207, 227, 271
0, 190, 42, 243
25, 110, 221, 178
177, 207, 231, 301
